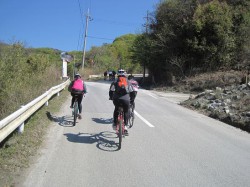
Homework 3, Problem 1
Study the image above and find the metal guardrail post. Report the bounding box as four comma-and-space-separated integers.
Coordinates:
18, 123, 24, 134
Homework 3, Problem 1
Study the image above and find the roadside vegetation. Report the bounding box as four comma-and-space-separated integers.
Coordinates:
0, 43, 63, 120
0, 90, 69, 186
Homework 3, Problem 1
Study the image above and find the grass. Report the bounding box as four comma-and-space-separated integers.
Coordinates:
0, 89, 69, 187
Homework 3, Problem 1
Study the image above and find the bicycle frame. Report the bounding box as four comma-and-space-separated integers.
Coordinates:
73, 96, 79, 126
116, 106, 125, 149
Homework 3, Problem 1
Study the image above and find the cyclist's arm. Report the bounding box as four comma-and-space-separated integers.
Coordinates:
109, 82, 115, 100
68, 81, 73, 92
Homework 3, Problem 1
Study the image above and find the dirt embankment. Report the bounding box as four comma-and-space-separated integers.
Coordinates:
153, 70, 250, 132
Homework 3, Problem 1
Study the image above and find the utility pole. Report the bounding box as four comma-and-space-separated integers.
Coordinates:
82, 8, 90, 70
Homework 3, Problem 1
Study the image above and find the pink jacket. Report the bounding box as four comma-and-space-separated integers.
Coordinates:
72, 79, 84, 90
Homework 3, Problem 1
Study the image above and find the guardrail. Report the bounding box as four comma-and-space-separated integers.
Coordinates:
0, 79, 70, 143
89, 74, 149, 78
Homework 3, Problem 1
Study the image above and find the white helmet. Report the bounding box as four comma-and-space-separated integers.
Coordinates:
117, 69, 125, 76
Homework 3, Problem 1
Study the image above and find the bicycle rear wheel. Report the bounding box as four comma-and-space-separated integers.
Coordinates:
118, 120, 122, 149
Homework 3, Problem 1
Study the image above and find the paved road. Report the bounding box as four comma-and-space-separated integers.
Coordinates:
20, 81, 250, 187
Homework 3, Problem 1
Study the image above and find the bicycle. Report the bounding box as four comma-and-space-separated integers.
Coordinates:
128, 102, 135, 128
72, 95, 79, 126
116, 105, 126, 149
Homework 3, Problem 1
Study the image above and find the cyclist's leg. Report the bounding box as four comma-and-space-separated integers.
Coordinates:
77, 94, 83, 119
133, 91, 137, 110
71, 93, 76, 108
130, 99, 135, 110
113, 99, 119, 125
77, 94, 83, 113
130, 92, 136, 109
121, 99, 129, 127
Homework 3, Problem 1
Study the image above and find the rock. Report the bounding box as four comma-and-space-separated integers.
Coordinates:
206, 93, 216, 100
205, 90, 214, 94
216, 87, 222, 91
224, 106, 230, 114
195, 92, 206, 98
246, 112, 250, 117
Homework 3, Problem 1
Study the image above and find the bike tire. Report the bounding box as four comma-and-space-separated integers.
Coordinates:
118, 120, 122, 149
73, 103, 78, 126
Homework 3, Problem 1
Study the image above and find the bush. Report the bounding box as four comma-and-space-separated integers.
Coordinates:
0, 43, 62, 120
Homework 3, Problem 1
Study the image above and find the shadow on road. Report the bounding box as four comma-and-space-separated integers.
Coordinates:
92, 117, 113, 125
46, 111, 74, 127
64, 131, 120, 152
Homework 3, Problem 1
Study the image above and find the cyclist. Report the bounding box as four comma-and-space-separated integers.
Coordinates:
128, 75, 139, 110
68, 73, 87, 119
104, 70, 108, 80
109, 69, 134, 133
112, 70, 116, 81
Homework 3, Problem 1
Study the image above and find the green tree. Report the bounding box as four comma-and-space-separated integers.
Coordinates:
189, 0, 235, 70
85, 34, 141, 74
226, 0, 250, 68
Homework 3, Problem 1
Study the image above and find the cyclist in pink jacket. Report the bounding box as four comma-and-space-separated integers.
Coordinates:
68, 73, 87, 119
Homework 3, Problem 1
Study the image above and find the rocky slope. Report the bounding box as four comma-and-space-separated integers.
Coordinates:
154, 70, 250, 132
181, 83, 250, 132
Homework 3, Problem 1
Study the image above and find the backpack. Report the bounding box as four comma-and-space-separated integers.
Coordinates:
115, 76, 129, 96
130, 79, 139, 92
71, 79, 84, 94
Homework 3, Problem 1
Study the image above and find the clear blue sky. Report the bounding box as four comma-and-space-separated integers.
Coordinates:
0, 0, 160, 52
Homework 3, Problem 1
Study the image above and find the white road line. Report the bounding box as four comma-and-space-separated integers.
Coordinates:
147, 93, 158, 99
134, 111, 155, 127
142, 90, 158, 99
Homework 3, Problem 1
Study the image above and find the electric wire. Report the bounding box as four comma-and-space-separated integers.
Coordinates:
76, 0, 141, 50
76, 0, 85, 51
77, 0, 85, 28
87, 35, 114, 41
92, 17, 140, 27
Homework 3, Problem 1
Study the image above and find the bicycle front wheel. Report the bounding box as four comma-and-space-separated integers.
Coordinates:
73, 103, 78, 126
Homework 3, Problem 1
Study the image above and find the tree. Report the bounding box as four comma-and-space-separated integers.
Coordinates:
188, 0, 235, 70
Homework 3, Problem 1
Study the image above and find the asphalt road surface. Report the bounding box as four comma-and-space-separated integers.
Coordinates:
20, 81, 250, 187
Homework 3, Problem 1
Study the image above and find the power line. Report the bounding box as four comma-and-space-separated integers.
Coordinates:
92, 17, 140, 27
77, 28, 83, 51
76, 0, 86, 51
77, 0, 85, 28
87, 35, 114, 41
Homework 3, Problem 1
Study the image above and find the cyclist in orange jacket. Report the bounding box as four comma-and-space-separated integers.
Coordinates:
109, 69, 135, 133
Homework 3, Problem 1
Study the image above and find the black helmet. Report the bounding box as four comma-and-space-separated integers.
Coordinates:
74, 73, 81, 78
